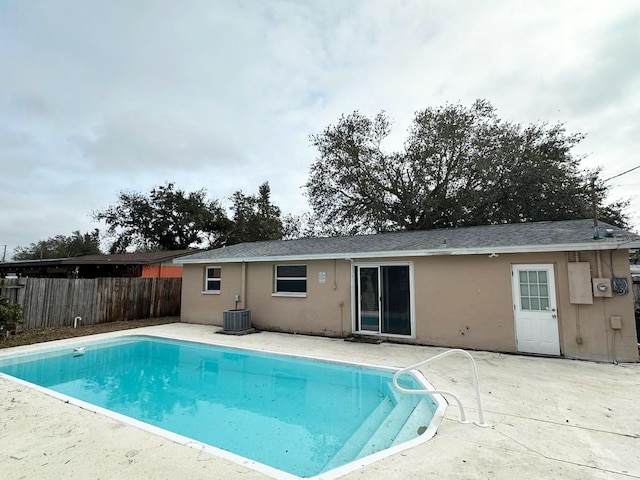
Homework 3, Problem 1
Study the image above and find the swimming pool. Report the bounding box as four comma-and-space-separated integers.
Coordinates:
0, 336, 445, 479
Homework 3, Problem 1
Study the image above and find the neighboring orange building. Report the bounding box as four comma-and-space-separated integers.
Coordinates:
0, 250, 199, 278
141, 263, 184, 278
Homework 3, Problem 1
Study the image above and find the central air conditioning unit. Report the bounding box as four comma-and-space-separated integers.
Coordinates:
223, 309, 252, 331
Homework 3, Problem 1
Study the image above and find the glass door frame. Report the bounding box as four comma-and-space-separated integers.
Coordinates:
351, 261, 415, 338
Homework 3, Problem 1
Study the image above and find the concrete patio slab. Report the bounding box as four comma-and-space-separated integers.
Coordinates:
1, 323, 638, 479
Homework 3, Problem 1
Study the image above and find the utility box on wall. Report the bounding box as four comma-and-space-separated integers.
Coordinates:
610, 316, 622, 329
612, 277, 629, 295
592, 278, 613, 298
568, 262, 593, 304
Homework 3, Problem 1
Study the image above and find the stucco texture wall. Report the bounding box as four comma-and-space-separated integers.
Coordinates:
180, 260, 351, 336
181, 263, 244, 325
180, 249, 638, 363
558, 250, 638, 362
410, 254, 517, 352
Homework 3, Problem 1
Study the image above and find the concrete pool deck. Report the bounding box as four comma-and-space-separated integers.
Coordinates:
1, 323, 639, 480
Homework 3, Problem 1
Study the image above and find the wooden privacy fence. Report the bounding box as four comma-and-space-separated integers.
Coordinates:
0, 277, 181, 330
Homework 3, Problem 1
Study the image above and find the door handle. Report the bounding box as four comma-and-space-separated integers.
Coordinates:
552, 314, 557, 318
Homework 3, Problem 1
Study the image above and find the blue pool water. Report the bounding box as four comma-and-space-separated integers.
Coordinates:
0, 336, 439, 478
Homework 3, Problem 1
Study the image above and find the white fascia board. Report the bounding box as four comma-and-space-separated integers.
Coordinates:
175, 240, 640, 265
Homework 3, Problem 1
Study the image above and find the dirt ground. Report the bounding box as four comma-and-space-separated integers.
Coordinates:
0, 317, 179, 349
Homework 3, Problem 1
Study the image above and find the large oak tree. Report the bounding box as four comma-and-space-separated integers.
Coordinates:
93, 183, 231, 253
305, 100, 627, 235
93, 182, 285, 253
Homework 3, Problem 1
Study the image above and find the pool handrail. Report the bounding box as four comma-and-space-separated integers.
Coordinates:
392, 348, 489, 427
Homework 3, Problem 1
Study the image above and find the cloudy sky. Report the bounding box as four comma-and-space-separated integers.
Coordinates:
1, 0, 639, 258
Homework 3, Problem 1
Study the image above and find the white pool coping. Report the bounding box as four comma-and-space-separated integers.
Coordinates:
1, 323, 639, 480
0, 330, 447, 480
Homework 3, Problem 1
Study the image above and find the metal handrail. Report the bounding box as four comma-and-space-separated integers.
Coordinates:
392, 348, 489, 427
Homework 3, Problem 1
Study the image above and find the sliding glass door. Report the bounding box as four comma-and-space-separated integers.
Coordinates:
355, 264, 412, 336
357, 267, 380, 331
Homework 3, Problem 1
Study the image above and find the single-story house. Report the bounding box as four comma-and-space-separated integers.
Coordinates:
0, 250, 197, 279
175, 219, 640, 363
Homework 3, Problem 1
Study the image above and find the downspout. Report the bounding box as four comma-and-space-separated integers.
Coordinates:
241, 261, 247, 309
333, 259, 338, 291
608, 249, 619, 364
596, 250, 612, 362
596, 250, 603, 278
573, 251, 583, 345
334, 259, 345, 337
346, 258, 354, 336
591, 174, 599, 239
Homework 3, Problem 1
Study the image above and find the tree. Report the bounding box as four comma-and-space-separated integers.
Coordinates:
280, 211, 348, 239
305, 100, 628, 234
93, 182, 288, 252
93, 183, 231, 252
224, 182, 284, 245
13, 230, 102, 260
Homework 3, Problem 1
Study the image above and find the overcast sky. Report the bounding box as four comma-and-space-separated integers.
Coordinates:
2, 0, 639, 259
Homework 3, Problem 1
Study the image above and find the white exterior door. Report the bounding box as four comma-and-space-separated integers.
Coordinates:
512, 264, 560, 356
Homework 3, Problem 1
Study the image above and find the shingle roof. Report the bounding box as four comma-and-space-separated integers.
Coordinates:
1, 250, 199, 268
68, 250, 199, 264
176, 219, 640, 264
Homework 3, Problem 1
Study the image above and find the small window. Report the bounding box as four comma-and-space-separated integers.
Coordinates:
205, 266, 221, 293
275, 265, 307, 294
519, 269, 549, 311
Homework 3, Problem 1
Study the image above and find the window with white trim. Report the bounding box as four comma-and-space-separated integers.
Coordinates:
274, 265, 307, 294
204, 266, 221, 293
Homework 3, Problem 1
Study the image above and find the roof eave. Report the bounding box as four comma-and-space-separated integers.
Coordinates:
175, 240, 640, 264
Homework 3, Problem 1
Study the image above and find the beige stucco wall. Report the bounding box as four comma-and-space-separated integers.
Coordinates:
180, 260, 351, 336
180, 249, 639, 363
557, 250, 638, 362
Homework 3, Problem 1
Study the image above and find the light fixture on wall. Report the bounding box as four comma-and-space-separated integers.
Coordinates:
488, 253, 499, 258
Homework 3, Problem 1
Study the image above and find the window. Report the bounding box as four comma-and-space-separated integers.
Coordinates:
274, 265, 307, 294
518, 270, 549, 311
204, 266, 221, 293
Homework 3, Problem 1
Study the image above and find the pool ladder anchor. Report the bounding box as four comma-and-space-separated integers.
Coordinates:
392, 348, 489, 428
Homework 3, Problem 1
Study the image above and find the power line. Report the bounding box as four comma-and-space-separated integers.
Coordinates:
604, 165, 640, 182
